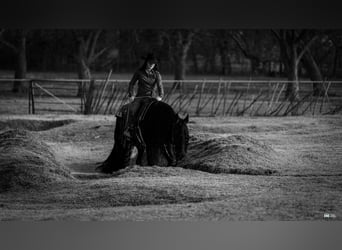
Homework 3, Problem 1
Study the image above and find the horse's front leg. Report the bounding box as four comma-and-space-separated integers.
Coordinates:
136, 145, 146, 166
163, 143, 177, 166
121, 142, 133, 168
146, 144, 160, 166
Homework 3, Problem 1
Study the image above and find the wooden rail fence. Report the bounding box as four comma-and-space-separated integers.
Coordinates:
1, 78, 341, 116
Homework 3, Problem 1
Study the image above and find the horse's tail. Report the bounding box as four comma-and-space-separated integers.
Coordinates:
95, 115, 132, 173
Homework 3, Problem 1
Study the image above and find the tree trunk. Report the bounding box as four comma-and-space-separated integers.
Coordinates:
76, 33, 92, 96
279, 62, 284, 75
174, 56, 186, 80
191, 49, 199, 73
331, 47, 339, 78
74, 30, 104, 97
173, 53, 186, 89
169, 30, 194, 88
219, 44, 231, 75
285, 52, 300, 102
302, 51, 323, 96
13, 31, 27, 93
249, 57, 262, 75
221, 54, 231, 75
77, 59, 91, 79
209, 51, 217, 73
84, 79, 96, 114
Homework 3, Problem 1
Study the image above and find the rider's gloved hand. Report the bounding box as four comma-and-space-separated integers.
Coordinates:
129, 96, 135, 102
156, 96, 162, 101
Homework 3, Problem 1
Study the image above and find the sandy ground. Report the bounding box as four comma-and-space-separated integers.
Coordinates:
0, 114, 341, 220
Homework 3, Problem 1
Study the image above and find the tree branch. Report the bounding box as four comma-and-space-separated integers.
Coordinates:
231, 33, 259, 62
297, 35, 318, 63
88, 30, 102, 61
271, 29, 281, 41
271, 30, 291, 65
89, 47, 108, 64
0, 29, 18, 53
0, 39, 17, 52
295, 30, 308, 44
183, 30, 195, 53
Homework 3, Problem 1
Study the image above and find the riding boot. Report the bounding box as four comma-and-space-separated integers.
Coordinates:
123, 125, 135, 140
124, 101, 138, 140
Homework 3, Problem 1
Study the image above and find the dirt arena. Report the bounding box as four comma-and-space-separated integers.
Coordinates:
0, 114, 341, 220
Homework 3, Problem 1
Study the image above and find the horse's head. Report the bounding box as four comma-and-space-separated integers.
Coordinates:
174, 113, 190, 161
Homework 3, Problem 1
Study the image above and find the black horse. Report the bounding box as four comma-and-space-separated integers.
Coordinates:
96, 101, 189, 173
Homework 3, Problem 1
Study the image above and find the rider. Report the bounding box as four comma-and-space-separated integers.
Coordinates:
124, 53, 164, 140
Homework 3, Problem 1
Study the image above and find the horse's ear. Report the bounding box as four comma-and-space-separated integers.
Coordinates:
176, 113, 189, 123
183, 114, 189, 123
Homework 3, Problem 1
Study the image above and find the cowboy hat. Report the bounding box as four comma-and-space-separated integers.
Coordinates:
141, 53, 158, 63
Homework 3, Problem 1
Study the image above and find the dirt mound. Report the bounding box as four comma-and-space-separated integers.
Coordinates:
0, 119, 74, 131
179, 134, 279, 175
0, 129, 73, 192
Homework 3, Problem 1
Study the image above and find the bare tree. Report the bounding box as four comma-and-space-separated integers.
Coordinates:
218, 39, 232, 75
212, 30, 236, 75
272, 30, 318, 101
300, 32, 339, 96
187, 30, 218, 74
73, 30, 108, 96
163, 30, 196, 85
230, 30, 262, 74
301, 50, 323, 96
0, 29, 28, 92
330, 32, 342, 78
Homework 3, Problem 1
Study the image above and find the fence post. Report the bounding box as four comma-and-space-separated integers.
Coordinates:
28, 80, 32, 114
222, 81, 226, 116
31, 80, 35, 114
80, 80, 84, 113
196, 79, 206, 116
179, 81, 183, 111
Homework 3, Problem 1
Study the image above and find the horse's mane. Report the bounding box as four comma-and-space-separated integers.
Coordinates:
140, 101, 177, 145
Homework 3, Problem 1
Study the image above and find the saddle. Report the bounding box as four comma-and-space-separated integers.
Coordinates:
116, 98, 157, 147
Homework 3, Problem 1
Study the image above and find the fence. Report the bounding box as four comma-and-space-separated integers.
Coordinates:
1, 78, 342, 116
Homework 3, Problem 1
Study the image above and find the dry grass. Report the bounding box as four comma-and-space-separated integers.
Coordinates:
0, 114, 341, 220
0, 119, 74, 131
0, 129, 73, 192
179, 134, 279, 175
2, 73, 341, 117
1, 174, 341, 220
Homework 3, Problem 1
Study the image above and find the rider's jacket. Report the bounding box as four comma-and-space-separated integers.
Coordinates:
128, 69, 164, 99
